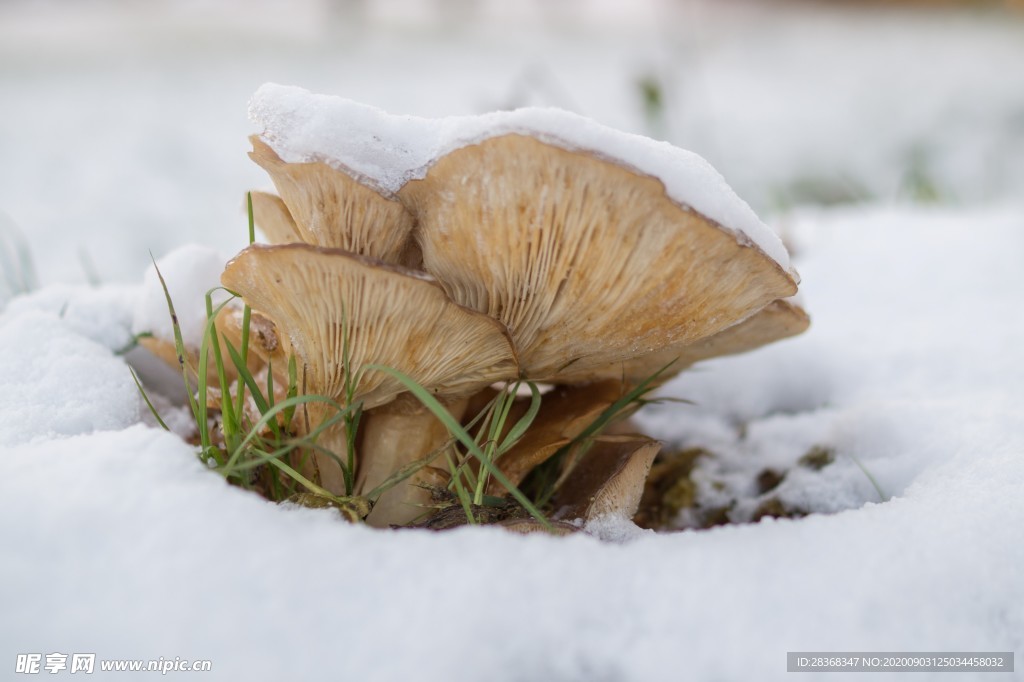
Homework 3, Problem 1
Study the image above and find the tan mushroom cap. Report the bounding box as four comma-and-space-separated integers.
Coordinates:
250, 137, 419, 265
220, 243, 519, 409
399, 134, 798, 383
215, 305, 292, 374
555, 298, 811, 385
550, 435, 662, 522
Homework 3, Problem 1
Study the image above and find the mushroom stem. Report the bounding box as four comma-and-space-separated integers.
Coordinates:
356, 394, 469, 527
299, 402, 354, 497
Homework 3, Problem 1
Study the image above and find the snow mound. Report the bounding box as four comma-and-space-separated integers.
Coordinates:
0, 308, 140, 446
5, 283, 138, 352
132, 245, 228, 347
249, 83, 793, 273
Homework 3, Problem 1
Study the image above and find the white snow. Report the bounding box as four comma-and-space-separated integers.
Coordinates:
3, 2, 1022, 286
250, 83, 794, 273
1, 2, 1023, 680
2, 205, 1022, 680
0, 308, 140, 447
132, 245, 229, 348
4, 283, 138, 352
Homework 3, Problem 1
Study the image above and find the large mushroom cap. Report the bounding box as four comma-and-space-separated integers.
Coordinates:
554, 298, 811, 385
220, 243, 519, 409
250, 137, 419, 266
399, 134, 798, 383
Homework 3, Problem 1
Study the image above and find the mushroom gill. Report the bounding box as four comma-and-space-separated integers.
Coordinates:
399, 134, 799, 384
221, 243, 519, 496
249, 137, 420, 266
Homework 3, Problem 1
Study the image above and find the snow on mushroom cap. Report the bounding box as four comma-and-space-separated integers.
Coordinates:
248, 83, 794, 274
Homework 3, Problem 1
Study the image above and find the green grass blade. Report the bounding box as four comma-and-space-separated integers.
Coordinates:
223, 336, 280, 439
246, 191, 256, 245
149, 254, 206, 447
846, 453, 888, 502
222, 393, 349, 473
265, 455, 355, 504
284, 355, 298, 429
266, 359, 277, 410
203, 292, 237, 448
235, 190, 255, 419
235, 303, 252, 422
576, 361, 675, 445
446, 452, 477, 525
130, 367, 169, 431
533, 359, 679, 507
498, 381, 541, 452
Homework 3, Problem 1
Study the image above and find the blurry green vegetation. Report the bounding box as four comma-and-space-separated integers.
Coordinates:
898, 145, 947, 203
637, 73, 667, 140
0, 211, 38, 308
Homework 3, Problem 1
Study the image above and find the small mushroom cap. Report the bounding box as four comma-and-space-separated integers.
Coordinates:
555, 298, 811, 385
400, 134, 798, 382
250, 136, 419, 266
551, 435, 662, 522
214, 305, 292, 376
249, 190, 302, 245
220, 243, 519, 410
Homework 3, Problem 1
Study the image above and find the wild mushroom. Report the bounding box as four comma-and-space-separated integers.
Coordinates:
220, 242, 519, 499
549, 435, 662, 523
249, 137, 419, 266
228, 86, 810, 529
399, 134, 798, 383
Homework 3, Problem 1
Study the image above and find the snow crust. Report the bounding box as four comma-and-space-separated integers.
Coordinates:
1, 205, 1021, 681
249, 83, 793, 273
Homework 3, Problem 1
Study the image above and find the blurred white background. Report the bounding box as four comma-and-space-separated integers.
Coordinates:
2, 0, 1022, 284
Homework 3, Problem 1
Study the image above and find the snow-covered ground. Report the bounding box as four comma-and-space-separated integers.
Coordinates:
1, 1, 1022, 680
